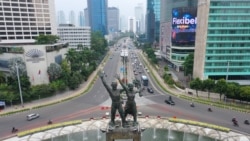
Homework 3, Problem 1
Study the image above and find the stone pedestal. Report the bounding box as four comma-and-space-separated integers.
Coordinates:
106, 128, 141, 141
105, 120, 141, 141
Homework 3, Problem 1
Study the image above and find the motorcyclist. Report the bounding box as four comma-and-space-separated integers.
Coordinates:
12, 127, 17, 133
48, 120, 53, 124
208, 107, 212, 112
190, 103, 194, 107
232, 118, 238, 126
244, 119, 249, 125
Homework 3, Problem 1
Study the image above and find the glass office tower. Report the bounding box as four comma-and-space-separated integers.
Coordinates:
87, 0, 107, 36
146, 0, 160, 43
194, 0, 250, 84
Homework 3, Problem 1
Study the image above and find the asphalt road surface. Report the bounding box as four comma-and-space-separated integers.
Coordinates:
0, 38, 249, 139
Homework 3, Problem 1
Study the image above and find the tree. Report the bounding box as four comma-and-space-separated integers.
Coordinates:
189, 78, 202, 97
182, 53, 194, 77
202, 79, 215, 99
35, 35, 59, 44
8, 57, 27, 79
47, 63, 62, 82
225, 82, 239, 99
215, 79, 227, 101
240, 86, 250, 101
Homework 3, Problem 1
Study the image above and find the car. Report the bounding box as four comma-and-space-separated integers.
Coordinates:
105, 112, 110, 116
137, 112, 142, 116
165, 99, 175, 105
27, 113, 40, 121
147, 87, 154, 93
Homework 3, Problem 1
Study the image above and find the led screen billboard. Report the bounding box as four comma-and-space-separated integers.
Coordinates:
172, 7, 197, 46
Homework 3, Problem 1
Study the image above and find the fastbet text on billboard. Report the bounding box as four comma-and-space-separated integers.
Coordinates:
172, 7, 197, 46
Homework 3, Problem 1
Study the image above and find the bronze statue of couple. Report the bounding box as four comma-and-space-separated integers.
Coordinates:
99, 71, 142, 127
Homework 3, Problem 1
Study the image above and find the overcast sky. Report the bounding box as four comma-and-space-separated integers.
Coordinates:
54, 0, 146, 19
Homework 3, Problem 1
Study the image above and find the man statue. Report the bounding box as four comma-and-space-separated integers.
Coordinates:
99, 71, 126, 127
117, 75, 142, 126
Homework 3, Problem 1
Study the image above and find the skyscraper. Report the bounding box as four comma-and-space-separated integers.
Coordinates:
57, 10, 66, 25
84, 8, 89, 26
0, 0, 56, 44
78, 11, 85, 27
135, 3, 145, 34
146, 0, 160, 43
193, 0, 250, 84
87, 0, 108, 35
107, 7, 119, 33
69, 10, 76, 25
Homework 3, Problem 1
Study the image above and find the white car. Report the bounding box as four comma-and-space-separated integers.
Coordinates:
105, 112, 110, 116
27, 113, 40, 121
137, 112, 142, 116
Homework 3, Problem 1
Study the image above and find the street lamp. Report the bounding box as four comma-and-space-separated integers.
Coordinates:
16, 63, 24, 107
226, 61, 230, 81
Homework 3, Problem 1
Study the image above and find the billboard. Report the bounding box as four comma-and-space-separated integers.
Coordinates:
172, 7, 197, 46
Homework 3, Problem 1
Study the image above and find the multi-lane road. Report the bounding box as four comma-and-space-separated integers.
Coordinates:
0, 38, 249, 139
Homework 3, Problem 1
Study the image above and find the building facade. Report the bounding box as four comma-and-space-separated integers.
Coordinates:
69, 10, 76, 25
87, 0, 107, 35
135, 3, 145, 34
193, 0, 250, 85
107, 7, 119, 33
0, 43, 69, 85
146, 0, 160, 43
78, 11, 85, 27
160, 0, 198, 71
57, 10, 66, 25
57, 24, 91, 49
0, 0, 56, 44
84, 8, 89, 26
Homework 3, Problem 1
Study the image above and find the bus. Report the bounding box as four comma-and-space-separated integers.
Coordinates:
141, 75, 148, 86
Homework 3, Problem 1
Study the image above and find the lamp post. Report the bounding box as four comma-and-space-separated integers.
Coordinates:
226, 61, 230, 81
16, 63, 24, 107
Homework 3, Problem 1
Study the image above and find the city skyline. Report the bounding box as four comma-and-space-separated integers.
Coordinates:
55, 0, 146, 20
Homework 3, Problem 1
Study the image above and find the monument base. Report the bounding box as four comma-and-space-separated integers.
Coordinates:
106, 120, 141, 141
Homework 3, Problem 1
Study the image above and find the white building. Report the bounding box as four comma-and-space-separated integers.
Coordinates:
0, 42, 69, 85
0, 0, 57, 44
57, 24, 91, 49
128, 16, 136, 33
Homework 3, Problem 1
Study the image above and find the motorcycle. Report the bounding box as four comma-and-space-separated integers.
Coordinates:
12, 127, 18, 133
208, 108, 212, 112
47, 120, 53, 125
232, 118, 239, 126
190, 103, 195, 107
244, 120, 249, 125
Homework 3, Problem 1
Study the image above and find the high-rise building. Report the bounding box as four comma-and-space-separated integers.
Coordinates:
84, 8, 89, 26
57, 10, 66, 25
87, 0, 108, 35
78, 11, 85, 27
57, 24, 91, 49
193, 0, 250, 84
120, 15, 127, 32
107, 7, 119, 33
128, 17, 136, 33
160, 0, 198, 71
146, 0, 161, 43
135, 3, 145, 34
69, 10, 76, 25
0, 0, 56, 44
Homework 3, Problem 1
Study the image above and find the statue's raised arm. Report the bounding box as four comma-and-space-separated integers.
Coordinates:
116, 74, 128, 94
99, 71, 114, 99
